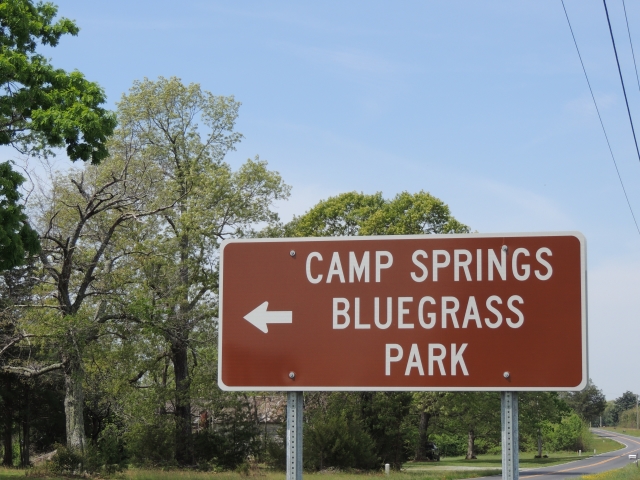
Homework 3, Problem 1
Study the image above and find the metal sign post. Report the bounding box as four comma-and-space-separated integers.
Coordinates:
286, 392, 303, 480
501, 392, 519, 480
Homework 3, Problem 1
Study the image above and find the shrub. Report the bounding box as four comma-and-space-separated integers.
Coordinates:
543, 413, 591, 452
430, 433, 467, 457
84, 423, 127, 474
618, 408, 639, 429
304, 409, 378, 471
47, 444, 83, 475
125, 418, 176, 467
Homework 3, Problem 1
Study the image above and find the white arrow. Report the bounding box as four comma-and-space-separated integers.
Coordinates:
243, 301, 293, 333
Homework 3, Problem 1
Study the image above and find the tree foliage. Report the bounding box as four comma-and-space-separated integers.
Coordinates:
0, 163, 39, 270
114, 76, 289, 465
0, 0, 116, 162
276, 191, 469, 237
611, 391, 638, 426
0, 75, 288, 465
561, 380, 607, 424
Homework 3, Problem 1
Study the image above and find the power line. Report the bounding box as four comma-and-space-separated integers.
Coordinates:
621, 0, 640, 94
560, 0, 640, 235
602, 0, 640, 165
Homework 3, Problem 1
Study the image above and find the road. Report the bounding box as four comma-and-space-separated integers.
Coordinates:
517, 429, 640, 480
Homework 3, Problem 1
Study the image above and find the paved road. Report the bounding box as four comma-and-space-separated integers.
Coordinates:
518, 429, 640, 480
469, 429, 640, 480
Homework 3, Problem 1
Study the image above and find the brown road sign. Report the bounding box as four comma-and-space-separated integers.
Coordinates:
218, 232, 587, 391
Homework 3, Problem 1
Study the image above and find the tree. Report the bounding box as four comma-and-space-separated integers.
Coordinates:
1, 0, 116, 448
0, 0, 116, 162
613, 391, 638, 425
0, 163, 39, 270
519, 392, 568, 457
274, 190, 469, 468
412, 393, 443, 461
0, 0, 115, 271
562, 380, 606, 424
1, 149, 169, 453
114, 77, 290, 465
438, 392, 500, 460
602, 400, 616, 426
278, 191, 469, 237
0, 258, 44, 466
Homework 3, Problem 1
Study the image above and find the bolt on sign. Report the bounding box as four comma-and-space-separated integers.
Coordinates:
218, 232, 587, 391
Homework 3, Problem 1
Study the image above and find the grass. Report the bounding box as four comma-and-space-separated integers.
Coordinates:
0, 468, 25, 480
405, 436, 623, 471
129, 471, 498, 480
579, 463, 640, 480
602, 428, 640, 438
0, 434, 624, 480
0, 467, 499, 480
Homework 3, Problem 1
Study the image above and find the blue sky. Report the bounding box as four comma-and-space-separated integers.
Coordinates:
19, 0, 640, 398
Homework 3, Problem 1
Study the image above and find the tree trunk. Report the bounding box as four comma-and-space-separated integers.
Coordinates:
414, 411, 431, 461
63, 354, 86, 453
537, 428, 543, 457
20, 384, 29, 467
465, 429, 476, 460
172, 341, 193, 465
2, 376, 13, 466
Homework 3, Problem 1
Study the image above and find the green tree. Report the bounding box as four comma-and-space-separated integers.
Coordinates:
0, 0, 116, 162
561, 380, 606, 424
0, 163, 39, 270
1, 0, 116, 451
613, 391, 638, 424
602, 400, 616, 426
278, 191, 469, 237
359, 392, 413, 468
438, 392, 500, 460
411, 392, 443, 461
0, 0, 116, 270
519, 392, 568, 457
273, 190, 468, 469
2, 149, 169, 453
115, 77, 289, 465
542, 412, 591, 452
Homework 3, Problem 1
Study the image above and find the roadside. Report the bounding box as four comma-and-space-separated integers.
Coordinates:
0, 467, 500, 480
0, 431, 626, 480
579, 463, 640, 480
404, 435, 623, 471
601, 428, 640, 439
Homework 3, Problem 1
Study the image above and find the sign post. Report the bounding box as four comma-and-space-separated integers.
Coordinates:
286, 392, 303, 480
501, 392, 519, 480
217, 232, 587, 479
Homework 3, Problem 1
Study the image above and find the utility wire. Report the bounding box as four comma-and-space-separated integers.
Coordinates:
602, 0, 640, 165
561, 0, 640, 235
621, 0, 640, 94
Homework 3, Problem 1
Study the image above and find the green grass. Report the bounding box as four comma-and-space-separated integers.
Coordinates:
124, 470, 498, 480
0, 435, 623, 480
405, 436, 623, 471
407, 452, 590, 470
0, 468, 500, 480
579, 463, 640, 480
0, 468, 26, 480
602, 428, 640, 438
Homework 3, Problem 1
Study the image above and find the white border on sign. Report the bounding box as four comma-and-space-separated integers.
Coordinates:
217, 231, 588, 392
